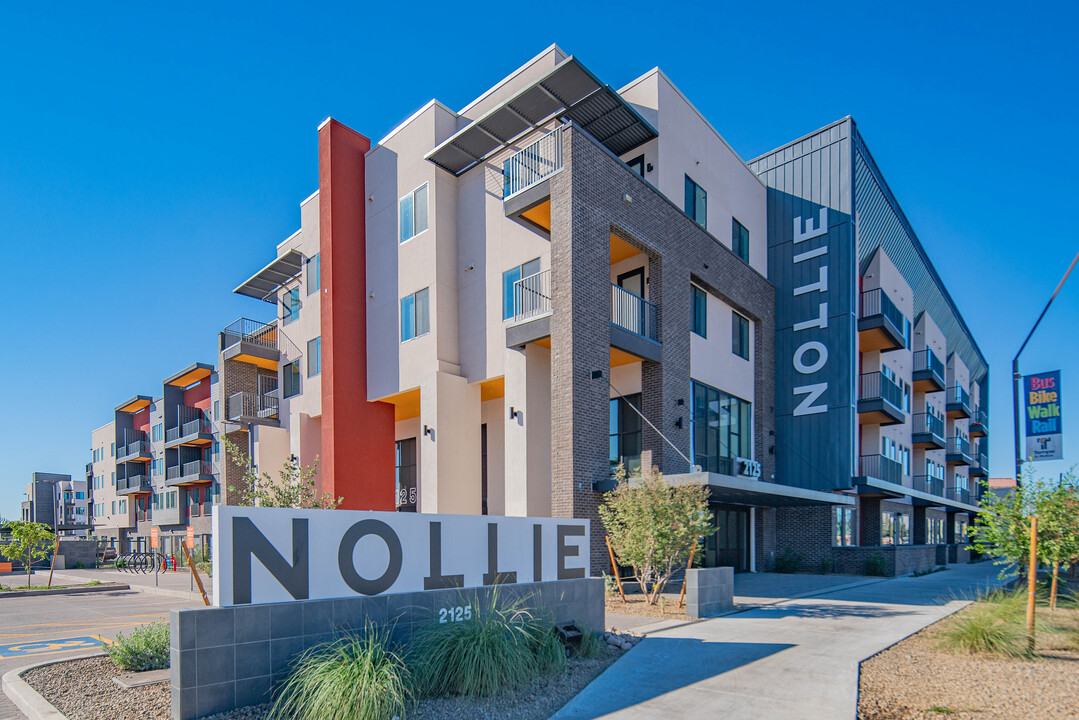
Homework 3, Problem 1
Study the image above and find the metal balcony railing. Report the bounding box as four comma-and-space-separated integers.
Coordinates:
612, 283, 659, 341
119, 439, 150, 458
913, 349, 945, 384
166, 465, 181, 481
860, 372, 904, 411
220, 318, 278, 352
182, 460, 212, 479
912, 475, 945, 497
860, 288, 905, 339
512, 270, 552, 321
859, 454, 903, 485
947, 385, 971, 413
503, 127, 563, 200
118, 474, 149, 493
972, 407, 988, 428
227, 391, 279, 421
947, 486, 971, 504
913, 412, 945, 440
948, 435, 972, 459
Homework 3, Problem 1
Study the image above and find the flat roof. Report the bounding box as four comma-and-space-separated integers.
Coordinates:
164, 362, 214, 388
233, 248, 304, 303
115, 395, 153, 414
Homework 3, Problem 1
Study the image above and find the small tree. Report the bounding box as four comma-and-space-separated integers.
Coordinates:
223, 439, 341, 509
1034, 472, 1079, 609
598, 465, 713, 605
0, 521, 56, 588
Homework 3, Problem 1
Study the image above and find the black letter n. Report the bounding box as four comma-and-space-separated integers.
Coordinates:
232, 517, 309, 604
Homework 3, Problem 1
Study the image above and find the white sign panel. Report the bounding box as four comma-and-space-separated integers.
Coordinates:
212, 506, 590, 607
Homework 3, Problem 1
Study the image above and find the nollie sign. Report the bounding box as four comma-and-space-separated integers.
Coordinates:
1026, 370, 1063, 461
212, 506, 590, 606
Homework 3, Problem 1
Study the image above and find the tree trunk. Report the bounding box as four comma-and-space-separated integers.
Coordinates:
1050, 563, 1059, 610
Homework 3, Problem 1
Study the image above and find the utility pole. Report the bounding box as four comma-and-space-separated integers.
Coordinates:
1013, 250, 1079, 485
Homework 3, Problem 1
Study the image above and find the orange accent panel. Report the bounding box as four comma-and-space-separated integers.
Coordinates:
383, 388, 421, 422
520, 199, 551, 231
168, 367, 212, 387
233, 353, 279, 371
610, 348, 641, 368
320, 119, 396, 511
610, 233, 642, 265
118, 398, 151, 413
535, 337, 551, 349
480, 377, 505, 402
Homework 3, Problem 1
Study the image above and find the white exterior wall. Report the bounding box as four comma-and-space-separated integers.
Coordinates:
689, 289, 756, 410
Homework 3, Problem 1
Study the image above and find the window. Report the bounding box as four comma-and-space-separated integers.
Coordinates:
111, 501, 116, 515
626, 154, 645, 177
691, 286, 707, 337
691, 381, 752, 474
732, 312, 750, 360
110, 442, 115, 457
212, 440, 220, 456
834, 506, 856, 546
928, 516, 945, 544
306, 253, 320, 295
111, 471, 115, 485
956, 517, 968, 543
399, 183, 429, 243
119, 499, 126, 514
283, 361, 301, 398
502, 258, 541, 320
684, 175, 706, 228
214, 400, 220, 420
281, 287, 300, 325
400, 288, 430, 341
732, 218, 750, 263
152, 459, 163, 476
152, 423, 162, 442
903, 318, 912, 349
395, 438, 417, 512
609, 394, 643, 477
307, 337, 321, 377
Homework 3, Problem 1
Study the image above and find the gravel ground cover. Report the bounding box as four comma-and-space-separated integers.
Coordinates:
858, 604, 1079, 720
24, 655, 171, 720
605, 592, 688, 620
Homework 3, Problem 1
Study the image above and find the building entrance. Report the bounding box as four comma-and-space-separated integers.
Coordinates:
704, 505, 750, 572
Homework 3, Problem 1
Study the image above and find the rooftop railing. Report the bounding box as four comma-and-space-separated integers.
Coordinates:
220, 318, 278, 352
503, 127, 563, 200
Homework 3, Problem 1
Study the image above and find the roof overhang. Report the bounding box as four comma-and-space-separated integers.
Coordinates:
425, 56, 658, 176
233, 249, 304, 303
115, 395, 153, 414
665, 472, 856, 508
853, 476, 981, 513
164, 362, 214, 388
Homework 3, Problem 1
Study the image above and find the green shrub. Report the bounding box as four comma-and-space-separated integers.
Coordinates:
271, 624, 410, 720
818, 555, 834, 574
411, 594, 557, 698
864, 552, 888, 577
529, 622, 567, 675
773, 548, 802, 574
105, 623, 170, 671
573, 627, 604, 659
937, 602, 1030, 658
602, 573, 617, 598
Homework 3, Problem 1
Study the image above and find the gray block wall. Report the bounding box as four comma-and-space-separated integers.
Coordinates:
170, 578, 603, 720
685, 567, 734, 618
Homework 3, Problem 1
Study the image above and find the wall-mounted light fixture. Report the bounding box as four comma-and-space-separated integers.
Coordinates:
674, 417, 683, 429
676, 398, 684, 406
423, 425, 434, 438
623, 194, 632, 204
646, 163, 653, 173
465, 264, 475, 272
590, 370, 604, 380
509, 406, 521, 421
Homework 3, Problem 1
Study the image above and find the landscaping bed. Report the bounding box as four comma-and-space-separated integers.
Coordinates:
858, 590, 1079, 719
605, 592, 688, 621
23, 655, 171, 720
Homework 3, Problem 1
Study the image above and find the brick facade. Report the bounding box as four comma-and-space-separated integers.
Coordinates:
774, 505, 834, 570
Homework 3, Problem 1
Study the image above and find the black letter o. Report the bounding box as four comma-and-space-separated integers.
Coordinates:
338, 520, 403, 596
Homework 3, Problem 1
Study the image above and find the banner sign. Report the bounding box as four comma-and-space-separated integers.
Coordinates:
212, 506, 590, 607
1025, 370, 1063, 461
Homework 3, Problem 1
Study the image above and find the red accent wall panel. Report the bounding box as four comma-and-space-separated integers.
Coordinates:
319, 119, 396, 510
184, 380, 212, 411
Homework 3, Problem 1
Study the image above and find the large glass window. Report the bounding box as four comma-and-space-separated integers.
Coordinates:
395, 438, 417, 512
401, 288, 430, 342
881, 512, 910, 545
928, 516, 945, 544
306, 253, 320, 295
732, 217, 750, 263
282, 361, 301, 398
691, 285, 707, 337
399, 183, 429, 243
281, 287, 300, 325
307, 337, 321, 377
152, 423, 162, 442
691, 380, 752, 475
834, 507, 857, 546
684, 175, 707, 228
609, 394, 643, 477
732, 311, 750, 360
502, 258, 541, 320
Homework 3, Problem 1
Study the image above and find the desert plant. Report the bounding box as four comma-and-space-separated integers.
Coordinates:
864, 552, 888, 577
573, 627, 604, 659
411, 594, 553, 697
937, 602, 1030, 658
529, 622, 567, 675
271, 624, 411, 720
0, 521, 55, 588
223, 439, 341, 509
104, 623, 170, 671
773, 548, 803, 574
599, 465, 713, 604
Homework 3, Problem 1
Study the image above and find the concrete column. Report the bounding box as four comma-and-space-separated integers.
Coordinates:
859, 497, 882, 546
419, 371, 481, 514
503, 345, 551, 517
944, 511, 957, 544
911, 505, 928, 545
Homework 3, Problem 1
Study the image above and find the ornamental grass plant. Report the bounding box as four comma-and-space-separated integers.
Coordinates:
104, 622, 170, 672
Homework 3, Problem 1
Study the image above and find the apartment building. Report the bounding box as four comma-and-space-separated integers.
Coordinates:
20, 472, 89, 536
748, 117, 989, 572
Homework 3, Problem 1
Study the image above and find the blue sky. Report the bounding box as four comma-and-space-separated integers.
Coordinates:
1, 2, 1077, 518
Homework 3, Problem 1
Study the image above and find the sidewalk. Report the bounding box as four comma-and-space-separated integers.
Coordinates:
558, 562, 1005, 720
45, 567, 210, 604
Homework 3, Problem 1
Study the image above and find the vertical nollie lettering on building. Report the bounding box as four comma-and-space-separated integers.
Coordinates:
338, 519, 403, 595
557, 524, 586, 580
792, 208, 831, 417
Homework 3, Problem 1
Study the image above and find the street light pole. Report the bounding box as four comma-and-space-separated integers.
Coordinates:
1012, 250, 1079, 484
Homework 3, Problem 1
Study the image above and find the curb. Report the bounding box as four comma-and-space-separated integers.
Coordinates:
0, 584, 129, 600
47, 573, 207, 604
2, 651, 105, 720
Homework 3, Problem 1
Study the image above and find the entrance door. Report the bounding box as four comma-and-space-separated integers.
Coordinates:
704, 505, 750, 572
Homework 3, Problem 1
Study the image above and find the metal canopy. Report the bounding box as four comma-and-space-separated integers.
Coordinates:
426, 57, 657, 176
233, 249, 304, 303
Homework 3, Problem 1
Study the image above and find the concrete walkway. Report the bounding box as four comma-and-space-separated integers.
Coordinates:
44, 567, 210, 603
557, 563, 1005, 720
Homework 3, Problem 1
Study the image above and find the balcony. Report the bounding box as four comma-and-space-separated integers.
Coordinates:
858, 288, 906, 352
970, 443, 989, 477
503, 127, 563, 202
946, 386, 971, 419
166, 460, 214, 487
859, 454, 903, 485
946, 436, 973, 466
117, 435, 151, 463
912, 475, 945, 498
857, 372, 906, 426
912, 412, 946, 449
511, 270, 552, 323
220, 318, 281, 370
165, 406, 214, 448
116, 473, 150, 495
912, 349, 945, 392
227, 391, 280, 425
611, 283, 659, 342
946, 486, 971, 505
970, 407, 988, 437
